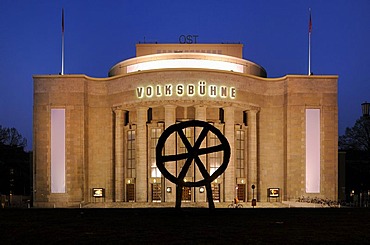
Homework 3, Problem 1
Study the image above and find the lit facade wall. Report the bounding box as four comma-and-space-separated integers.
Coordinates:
33, 43, 338, 207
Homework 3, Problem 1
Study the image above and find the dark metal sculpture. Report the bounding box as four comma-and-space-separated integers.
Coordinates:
156, 120, 230, 208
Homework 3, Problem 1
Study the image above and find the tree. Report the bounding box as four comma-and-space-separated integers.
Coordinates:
339, 116, 370, 152
0, 125, 27, 148
0, 125, 30, 196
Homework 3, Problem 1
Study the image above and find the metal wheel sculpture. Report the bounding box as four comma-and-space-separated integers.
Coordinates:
156, 120, 230, 209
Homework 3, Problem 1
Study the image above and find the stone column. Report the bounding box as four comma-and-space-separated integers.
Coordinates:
224, 106, 235, 202
136, 107, 147, 202
194, 105, 207, 202
114, 108, 124, 202
164, 105, 176, 202
247, 109, 258, 201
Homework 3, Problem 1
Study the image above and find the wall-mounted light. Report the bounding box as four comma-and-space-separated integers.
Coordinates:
199, 187, 205, 193
166, 187, 172, 193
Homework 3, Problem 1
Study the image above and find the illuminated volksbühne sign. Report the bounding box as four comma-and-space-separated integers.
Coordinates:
136, 81, 236, 99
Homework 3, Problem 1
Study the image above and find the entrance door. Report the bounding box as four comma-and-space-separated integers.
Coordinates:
212, 183, 220, 201
237, 184, 246, 201
182, 187, 191, 201
151, 183, 161, 202
126, 184, 135, 202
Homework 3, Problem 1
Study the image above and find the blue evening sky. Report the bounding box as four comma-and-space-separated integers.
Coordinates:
1, 0, 369, 151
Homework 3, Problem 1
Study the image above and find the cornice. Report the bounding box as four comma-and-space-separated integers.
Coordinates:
112, 99, 260, 111
33, 71, 338, 83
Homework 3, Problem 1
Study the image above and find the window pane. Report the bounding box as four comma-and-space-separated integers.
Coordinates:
235, 130, 245, 178
127, 130, 136, 178
150, 128, 162, 177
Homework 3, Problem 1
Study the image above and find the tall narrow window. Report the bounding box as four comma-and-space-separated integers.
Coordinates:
147, 108, 152, 123
51, 109, 66, 193
177, 127, 193, 178
208, 129, 222, 175
219, 108, 224, 123
150, 128, 162, 177
235, 130, 245, 178
243, 111, 248, 126
127, 130, 136, 178
306, 109, 320, 193
124, 111, 129, 126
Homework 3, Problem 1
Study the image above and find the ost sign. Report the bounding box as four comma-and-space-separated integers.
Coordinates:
136, 81, 236, 99
179, 34, 199, 44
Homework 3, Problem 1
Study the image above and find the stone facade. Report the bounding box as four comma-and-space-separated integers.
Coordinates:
33, 43, 338, 207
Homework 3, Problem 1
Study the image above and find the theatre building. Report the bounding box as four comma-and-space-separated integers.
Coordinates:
33, 43, 338, 207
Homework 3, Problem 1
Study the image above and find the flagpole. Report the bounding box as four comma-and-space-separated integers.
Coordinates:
308, 8, 312, 76
61, 8, 65, 75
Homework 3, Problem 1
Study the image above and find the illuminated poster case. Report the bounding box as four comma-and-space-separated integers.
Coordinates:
92, 188, 105, 198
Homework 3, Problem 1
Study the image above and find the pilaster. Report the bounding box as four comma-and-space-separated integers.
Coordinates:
224, 106, 235, 202
247, 109, 258, 201
195, 105, 207, 202
113, 108, 124, 202
164, 105, 177, 202
136, 107, 147, 202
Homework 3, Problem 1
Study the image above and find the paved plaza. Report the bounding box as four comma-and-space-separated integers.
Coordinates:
1, 206, 369, 244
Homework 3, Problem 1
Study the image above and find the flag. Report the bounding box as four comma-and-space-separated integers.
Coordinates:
309, 9, 312, 33
308, 8, 312, 75
62, 8, 64, 33
61, 8, 65, 75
